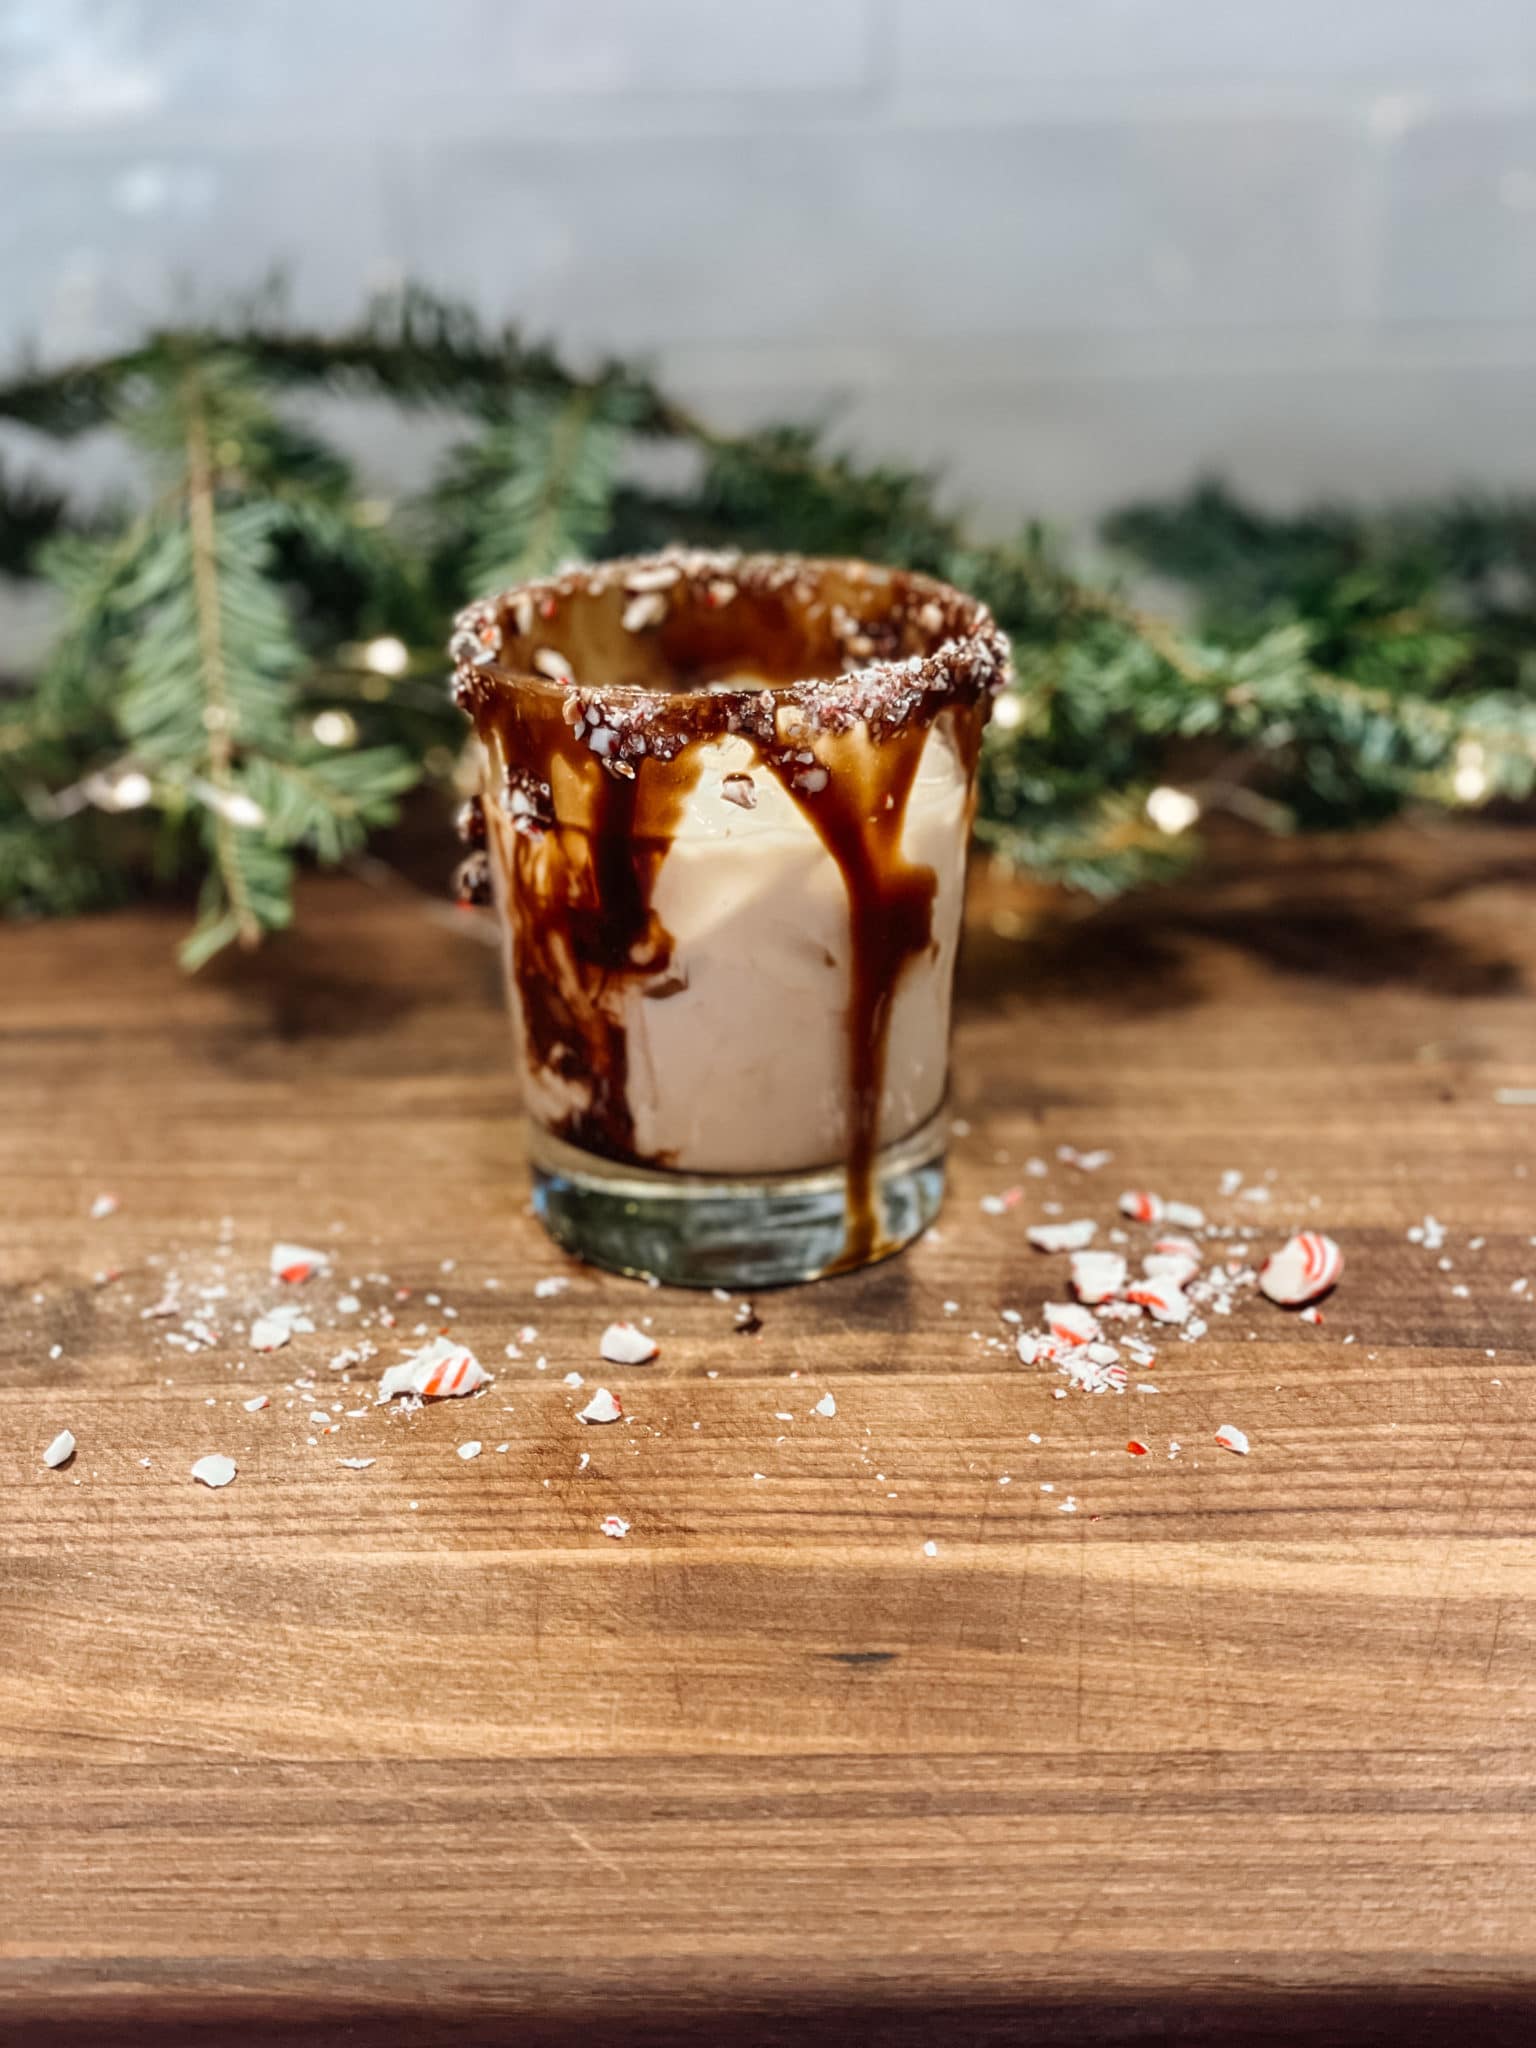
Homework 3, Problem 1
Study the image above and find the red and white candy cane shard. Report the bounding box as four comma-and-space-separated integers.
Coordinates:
1259, 1231, 1344, 1306
1070, 1249, 1127, 1305
1097, 1299, 1143, 1323
1060, 1343, 1124, 1393
600, 1321, 660, 1366
1153, 1235, 1203, 1266
1027, 1218, 1097, 1254
1045, 1301, 1100, 1346
270, 1240, 328, 1282
1124, 1277, 1192, 1325
422, 1349, 482, 1397
1119, 1190, 1164, 1224
1143, 1247, 1200, 1287
377, 1336, 491, 1402
1214, 1423, 1251, 1456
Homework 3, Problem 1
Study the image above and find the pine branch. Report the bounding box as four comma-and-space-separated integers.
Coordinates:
242, 746, 418, 864
4, 343, 425, 959
179, 820, 295, 970
432, 384, 638, 597
5, 293, 1536, 951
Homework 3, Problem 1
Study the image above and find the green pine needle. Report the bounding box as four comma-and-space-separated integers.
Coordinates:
3, 290, 1535, 962
434, 384, 641, 596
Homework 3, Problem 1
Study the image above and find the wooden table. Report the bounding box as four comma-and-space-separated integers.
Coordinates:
4, 819, 1536, 2045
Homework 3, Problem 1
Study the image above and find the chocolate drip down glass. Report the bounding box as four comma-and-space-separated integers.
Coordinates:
451, 551, 1008, 1288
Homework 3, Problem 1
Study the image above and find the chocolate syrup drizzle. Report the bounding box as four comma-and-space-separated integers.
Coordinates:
452, 550, 1007, 1270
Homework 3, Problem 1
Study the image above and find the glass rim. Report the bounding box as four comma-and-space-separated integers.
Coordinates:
449, 547, 1011, 720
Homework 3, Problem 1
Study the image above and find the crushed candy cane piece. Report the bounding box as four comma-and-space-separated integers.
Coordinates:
578, 1387, 623, 1425
600, 1321, 658, 1365
600, 1514, 630, 1540
1148, 1230, 1202, 1276
922, 1539, 939, 1557
1119, 1190, 1164, 1223
1058, 1146, 1113, 1172
1060, 1346, 1126, 1394
1214, 1424, 1251, 1456
377, 1335, 491, 1402
89, 1192, 118, 1220
1045, 1301, 1100, 1346
457, 1440, 482, 1460
1144, 1249, 1199, 1286
242, 1394, 270, 1412
1015, 1332, 1050, 1365
1027, 1218, 1097, 1253
812, 1392, 837, 1418
42, 1429, 76, 1469
1124, 1276, 1192, 1325
1126, 1440, 1149, 1456
1163, 1200, 1206, 1229
1259, 1232, 1344, 1306
534, 1276, 570, 1299
191, 1454, 237, 1489
1070, 1250, 1127, 1305
270, 1241, 329, 1283
251, 1304, 313, 1351
339, 1457, 376, 1469
1153, 1234, 1202, 1261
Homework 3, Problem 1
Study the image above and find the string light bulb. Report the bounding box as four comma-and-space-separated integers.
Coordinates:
191, 778, 266, 829
311, 710, 357, 748
87, 767, 154, 812
1453, 740, 1489, 804
1145, 785, 1201, 836
362, 635, 409, 677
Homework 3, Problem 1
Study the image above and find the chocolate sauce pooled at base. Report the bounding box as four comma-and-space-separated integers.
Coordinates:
452, 551, 1006, 1270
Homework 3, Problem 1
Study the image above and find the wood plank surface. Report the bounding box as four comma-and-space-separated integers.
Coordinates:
3, 817, 1536, 2045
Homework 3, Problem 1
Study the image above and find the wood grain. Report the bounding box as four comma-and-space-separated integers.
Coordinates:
4, 818, 1536, 2044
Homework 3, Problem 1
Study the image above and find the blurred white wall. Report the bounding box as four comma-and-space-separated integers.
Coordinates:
4, 0, 1536, 531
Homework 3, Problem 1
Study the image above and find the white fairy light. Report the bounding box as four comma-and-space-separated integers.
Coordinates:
362, 635, 409, 676
991, 692, 1024, 730
1453, 740, 1489, 805
80, 766, 154, 813
191, 778, 266, 828
104, 769, 154, 810
1145, 785, 1201, 836
311, 710, 357, 748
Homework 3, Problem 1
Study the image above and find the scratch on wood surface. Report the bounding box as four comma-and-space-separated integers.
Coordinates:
529, 1788, 624, 1879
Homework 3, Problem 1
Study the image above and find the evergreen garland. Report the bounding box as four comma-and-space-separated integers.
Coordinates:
2, 292, 1532, 962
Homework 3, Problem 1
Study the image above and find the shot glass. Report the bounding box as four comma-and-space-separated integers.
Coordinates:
450, 550, 1007, 1288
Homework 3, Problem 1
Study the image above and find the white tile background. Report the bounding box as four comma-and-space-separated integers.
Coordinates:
4, 0, 1536, 541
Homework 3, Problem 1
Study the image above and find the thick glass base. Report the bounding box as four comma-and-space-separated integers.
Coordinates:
528, 1112, 946, 1289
